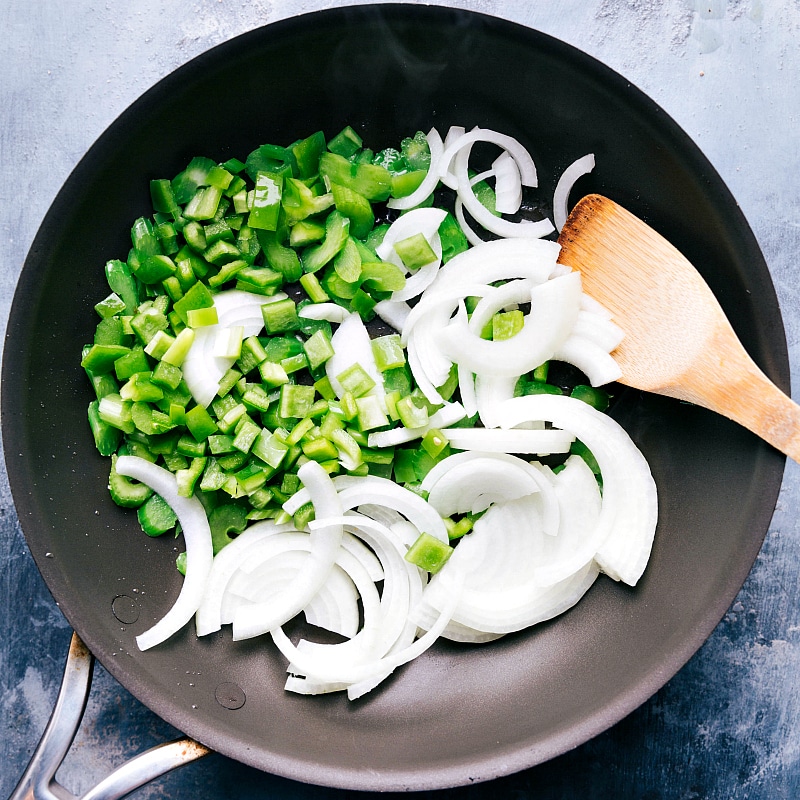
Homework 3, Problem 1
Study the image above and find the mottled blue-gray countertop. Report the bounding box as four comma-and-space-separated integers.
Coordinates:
2, 1, 800, 797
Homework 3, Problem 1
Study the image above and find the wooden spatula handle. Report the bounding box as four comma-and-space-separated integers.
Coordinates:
666, 341, 800, 463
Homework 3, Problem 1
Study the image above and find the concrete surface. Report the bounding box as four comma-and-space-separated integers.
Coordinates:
2, 1, 800, 797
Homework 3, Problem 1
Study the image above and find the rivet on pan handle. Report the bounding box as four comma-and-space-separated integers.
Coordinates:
10, 631, 212, 800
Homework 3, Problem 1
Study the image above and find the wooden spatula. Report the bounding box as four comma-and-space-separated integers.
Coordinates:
557, 193, 800, 463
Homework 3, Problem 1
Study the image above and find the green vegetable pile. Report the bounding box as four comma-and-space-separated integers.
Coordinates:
80, 125, 608, 554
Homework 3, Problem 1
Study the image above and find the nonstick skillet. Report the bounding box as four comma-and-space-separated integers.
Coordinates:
2, 5, 787, 792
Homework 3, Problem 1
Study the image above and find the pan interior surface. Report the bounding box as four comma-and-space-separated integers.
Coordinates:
1, 5, 786, 791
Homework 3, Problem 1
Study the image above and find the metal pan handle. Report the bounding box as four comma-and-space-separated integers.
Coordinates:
10, 632, 211, 800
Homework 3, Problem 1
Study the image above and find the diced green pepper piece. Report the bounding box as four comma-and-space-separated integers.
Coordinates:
261, 297, 299, 334
327, 126, 363, 159
355, 394, 389, 431
336, 363, 376, 397
251, 429, 289, 469
396, 394, 429, 429
108, 454, 152, 507
318, 152, 392, 201
137, 493, 178, 536
208, 503, 249, 554
570, 385, 611, 412
105, 259, 140, 315
405, 531, 453, 574
393, 233, 437, 270
185, 404, 218, 441
331, 183, 374, 239
88, 401, 122, 455
80, 344, 131, 376
278, 384, 316, 419
248, 171, 284, 231
303, 329, 335, 370
176, 456, 207, 498
302, 210, 350, 274
94, 292, 127, 319
439, 212, 469, 264
492, 309, 525, 341
371, 334, 405, 372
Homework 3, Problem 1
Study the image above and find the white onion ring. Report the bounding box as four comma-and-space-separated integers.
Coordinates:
115, 456, 214, 651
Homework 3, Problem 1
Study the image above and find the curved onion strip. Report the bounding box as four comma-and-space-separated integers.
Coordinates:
439, 125, 466, 189
497, 395, 658, 585
453, 143, 554, 239
474, 373, 518, 429
373, 299, 412, 332
424, 455, 541, 517
182, 290, 287, 407
401, 281, 490, 346
438, 127, 539, 187
553, 153, 595, 232
375, 207, 448, 264
405, 330, 446, 405
279, 513, 432, 694
298, 303, 349, 323
572, 309, 625, 353
408, 317, 454, 390
492, 151, 523, 215
553, 334, 623, 386
218, 530, 377, 633
429, 236, 560, 295
285, 475, 449, 543
386, 127, 445, 211
531, 455, 605, 586
195, 520, 292, 636
467, 279, 534, 334
115, 456, 213, 651
367, 401, 465, 448
270, 577, 461, 688
325, 312, 385, 402
227, 551, 360, 639
454, 196, 486, 247
378, 210, 447, 303
436, 560, 600, 634
231, 461, 343, 639
436, 272, 582, 378
442, 427, 573, 455
421, 450, 560, 536
580, 292, 614, 319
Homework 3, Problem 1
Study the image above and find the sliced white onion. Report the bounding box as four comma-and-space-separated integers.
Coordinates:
367, 401, 466, 448
285, 474, 449, 544
181, 290, 287, 407
474, 373, 517, 429
497, 395, 658, 586
232, 461, 343, 639
325, 311, 385, 403
195, 520, 293, 636
436, 272, 582, 378
386, 127, 444, 211
375, 207, 448, 303
373, 299, 412, 332
439, 125, 466, 189
572, 309, 625, 353
438, 127, 539, 187
553, 153, 595, 232
452, 140, 554, 239
115, 456, 213, 651
298, 303, 349, 323
492, 151, 523, 215
442, 427, 574, 455
553, 334, 623, 386
426, 236, 559, 296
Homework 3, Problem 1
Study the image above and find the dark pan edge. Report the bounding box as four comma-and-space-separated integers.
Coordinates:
1, 4, 788, 791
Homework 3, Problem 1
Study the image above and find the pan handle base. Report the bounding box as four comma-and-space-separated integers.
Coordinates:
10, 631, 212, 800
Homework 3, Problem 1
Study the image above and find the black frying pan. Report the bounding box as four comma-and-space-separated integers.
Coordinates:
1, 5, 787, 792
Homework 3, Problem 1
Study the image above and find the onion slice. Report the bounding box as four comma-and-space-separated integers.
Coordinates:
115, 456, 214, 651
231, 461, 343, 639
553, 153, 595, 232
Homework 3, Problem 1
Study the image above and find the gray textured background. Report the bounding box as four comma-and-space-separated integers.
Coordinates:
3, 1, 800, 797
